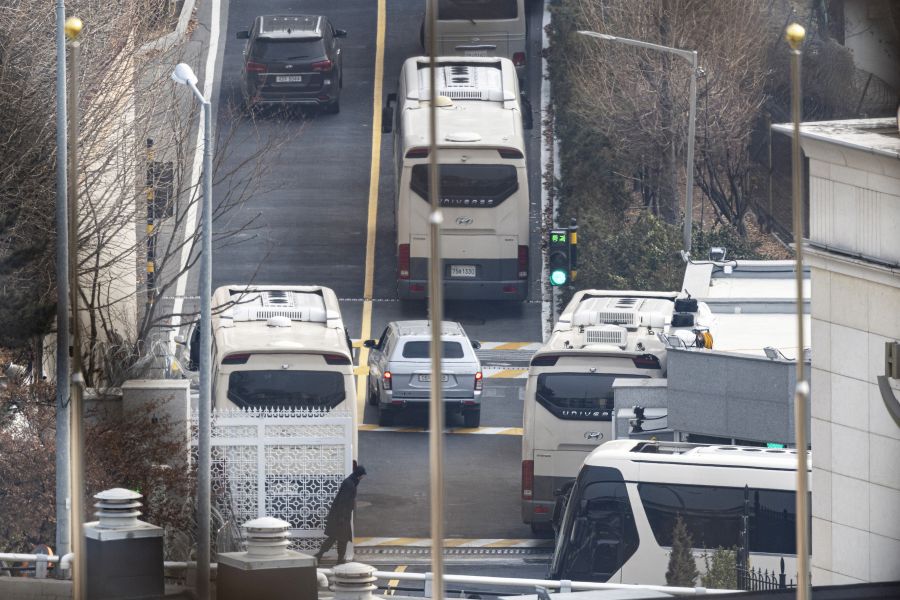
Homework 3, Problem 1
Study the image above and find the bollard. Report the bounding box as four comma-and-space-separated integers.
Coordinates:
83, 488, 164, 599
217, 517, 317, 600
330, 562, 378, 600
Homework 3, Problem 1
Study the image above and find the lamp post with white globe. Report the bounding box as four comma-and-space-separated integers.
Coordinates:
171, 61, 212, 600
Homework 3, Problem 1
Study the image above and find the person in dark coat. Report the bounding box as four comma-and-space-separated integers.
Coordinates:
314, 464, 366, 564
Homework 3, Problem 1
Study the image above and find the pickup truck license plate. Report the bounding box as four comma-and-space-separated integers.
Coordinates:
450, 265, 476, 278
418, 374, 449, 383
276, 75, 303, 83
463, 49, 489, 57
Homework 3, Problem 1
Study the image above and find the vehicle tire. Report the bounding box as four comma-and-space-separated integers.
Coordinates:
463, 409, 481, 428
378, 409, 395, 426
367, 381, 378, 406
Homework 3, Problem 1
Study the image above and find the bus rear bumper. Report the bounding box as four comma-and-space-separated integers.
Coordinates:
398, 279, 527, 301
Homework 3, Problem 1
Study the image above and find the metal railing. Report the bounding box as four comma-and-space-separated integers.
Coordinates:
0, 553, 74, 579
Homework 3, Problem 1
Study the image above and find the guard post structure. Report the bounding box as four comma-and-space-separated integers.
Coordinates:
217, 517, 318, 600
84, 488, 164, 599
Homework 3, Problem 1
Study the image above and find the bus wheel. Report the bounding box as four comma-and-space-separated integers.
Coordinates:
463, 409, 481, 428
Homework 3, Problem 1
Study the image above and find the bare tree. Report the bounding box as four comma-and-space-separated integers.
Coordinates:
0, 0, 293, 387
561, 1, 771, 232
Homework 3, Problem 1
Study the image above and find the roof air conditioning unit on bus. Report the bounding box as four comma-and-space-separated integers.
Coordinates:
584, 325, 628, 348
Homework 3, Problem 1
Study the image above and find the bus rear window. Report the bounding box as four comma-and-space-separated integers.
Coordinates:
536, 373, 647, 421
438, 0, 518, 20
227, 370, 345, 410
410, 164, 519, 208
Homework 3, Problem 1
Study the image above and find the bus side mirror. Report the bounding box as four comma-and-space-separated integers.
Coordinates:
382, 93, 397, 134
520, 93, 534, 130
471, 340, 481, 349
570, 516, 588, 544
236, 30, 250, 40
363, 339, 377, 348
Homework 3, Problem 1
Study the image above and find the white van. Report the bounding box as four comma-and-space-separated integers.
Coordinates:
423, 0, 527, 79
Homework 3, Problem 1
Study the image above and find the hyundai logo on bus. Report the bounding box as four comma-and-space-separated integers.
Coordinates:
456, 216, 474, 226
584, 431, 604, 440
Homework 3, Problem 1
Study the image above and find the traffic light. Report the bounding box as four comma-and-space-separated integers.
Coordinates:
548, 228, 571, 287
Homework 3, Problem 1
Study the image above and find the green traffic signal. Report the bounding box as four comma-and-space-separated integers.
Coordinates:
550, 269, 568, 286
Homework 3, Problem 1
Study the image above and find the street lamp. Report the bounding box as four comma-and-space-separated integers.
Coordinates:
578, 30, 699, 256
171, 61, 212, 600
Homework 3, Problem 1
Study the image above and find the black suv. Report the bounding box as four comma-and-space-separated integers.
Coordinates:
236, 15, 346, 114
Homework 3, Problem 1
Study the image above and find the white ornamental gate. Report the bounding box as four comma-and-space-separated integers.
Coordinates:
193, 408, 354, 551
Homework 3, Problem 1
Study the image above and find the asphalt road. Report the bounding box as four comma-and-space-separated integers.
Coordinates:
205, 0, 548, 546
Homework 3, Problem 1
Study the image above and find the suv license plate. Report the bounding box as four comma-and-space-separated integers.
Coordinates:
450, 265, 476, 278
276, 75, 303, 83
418, 374, 449, 383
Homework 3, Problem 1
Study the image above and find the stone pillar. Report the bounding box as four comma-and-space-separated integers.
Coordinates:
217, 517, 318, 600
84, 488, 164, 599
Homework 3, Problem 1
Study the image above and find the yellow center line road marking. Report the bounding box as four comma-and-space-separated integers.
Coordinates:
356, 0, 386, 423
357, 424, 523, 436
387, 564, 407, 595
484, 368, 528, 378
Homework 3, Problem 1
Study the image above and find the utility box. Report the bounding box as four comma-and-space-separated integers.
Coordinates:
217, 517, 318, 600
84, 488, 164, 600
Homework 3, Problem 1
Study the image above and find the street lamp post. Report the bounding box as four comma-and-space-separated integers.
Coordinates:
578, 31, 698, 256
64, 17, 86, 600
171, 62, 212, 600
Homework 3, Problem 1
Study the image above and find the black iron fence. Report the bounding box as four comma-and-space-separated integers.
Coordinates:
736, 557, 796, 591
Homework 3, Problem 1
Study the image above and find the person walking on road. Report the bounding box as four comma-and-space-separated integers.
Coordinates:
314, 464, 366, 564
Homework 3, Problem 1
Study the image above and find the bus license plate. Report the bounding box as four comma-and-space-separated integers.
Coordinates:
418, 374, 449, 383
450, 265, 476, 278
276, 75, 303, 83
464, 50, 488, 57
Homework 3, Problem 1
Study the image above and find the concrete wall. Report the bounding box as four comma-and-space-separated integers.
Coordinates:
0, 577, 71, 600
665, 349, 808, 446
800, 121, 900, 585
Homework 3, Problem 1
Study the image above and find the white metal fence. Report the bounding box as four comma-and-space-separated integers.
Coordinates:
193, 408, 354, 552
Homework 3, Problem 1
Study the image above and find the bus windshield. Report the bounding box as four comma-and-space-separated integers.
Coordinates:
536, 373, 647, 420
410, 164, 518, 208
550, 466, 639, 582
227, 370, 345, 410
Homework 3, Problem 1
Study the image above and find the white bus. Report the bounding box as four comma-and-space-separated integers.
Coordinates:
382, 56, 532, 301
180, 285, 357, 421
549, 440, 808, 585
521, 290, 713, 530
422, 0, 528, 79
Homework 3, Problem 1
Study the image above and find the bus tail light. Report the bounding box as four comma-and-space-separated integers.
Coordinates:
518, 245, 528, 279
474, 371, 483, 391
499, 148, 524, 159
222, 353, 250, 365
323, 353, 351, 365
632, 354, 662, 369
530, 354, 559, 367
405, 147, 429, 159
382, 371, 392, 390
512, 52, 526, 67
522, 460, 534, 500
398, 244, 410, 279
